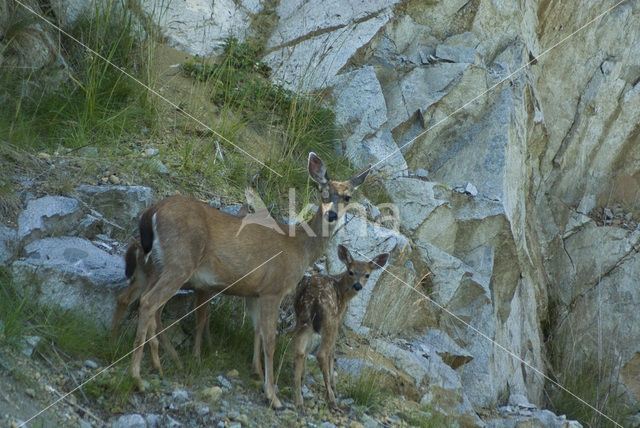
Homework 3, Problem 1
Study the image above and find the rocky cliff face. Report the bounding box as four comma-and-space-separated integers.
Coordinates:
255, 0, 640, 417
6, 0, 640, 425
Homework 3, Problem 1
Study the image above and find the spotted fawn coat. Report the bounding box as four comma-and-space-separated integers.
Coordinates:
293, 244, 389, 408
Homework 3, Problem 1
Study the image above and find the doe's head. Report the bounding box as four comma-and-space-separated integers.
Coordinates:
337, 244, 389, 293
308, 152, 370, 223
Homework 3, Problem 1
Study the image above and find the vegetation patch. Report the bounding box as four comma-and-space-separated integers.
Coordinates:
181, 37, 352, 211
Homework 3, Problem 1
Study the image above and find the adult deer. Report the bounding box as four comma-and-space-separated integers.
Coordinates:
293, 245, 388, 409
130, 153, 369, 408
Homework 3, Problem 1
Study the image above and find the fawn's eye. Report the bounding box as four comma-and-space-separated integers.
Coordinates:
349, 271, 354, 276
344, 195, 351, 202
365, 274, 370, 278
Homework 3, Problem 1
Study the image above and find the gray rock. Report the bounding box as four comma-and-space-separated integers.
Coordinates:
414, 168, 429, 179
0, 224, 17, 265
137, 0, 253, 56
20, 336, 41, 357
172, 389, 189, 402
50, 0, 91, 29
77, 214, 105, 238
361, 414, 381, 428
240, 0, 264, 14
84, 360, 98, 369
508, 393, 536, 409
387, 62, 469, 130
152, 159, 170, 175
414, 329, 473, 370
217, 375, 232, 390
320, 422, 336, 428
220, 205, 243, 216
454, 182, 479, 196
385, 178, 446, 233
165, 415, 182, 427
330, 67, 390, 165
111, 414, 146, 428
369, 204, 381, 220
271, 0, 398, 47
196, 405, 210, 416
435, 44, 478, 63
335, 358, 377, 379
11, 237, 125, 325
74, 185, 152, 232
371, 339, 482, 425
301, 384, 314, 399
209, 198, 222, 209
265, 9, 394, 91
145, 414, 161, 428
17, 196, 83, 242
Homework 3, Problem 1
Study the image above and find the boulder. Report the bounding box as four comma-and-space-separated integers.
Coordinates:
17, 196, 84, 243
137, 0, 257, 56
11, 237, 125, 325
372, 339, 483, 427
74, 185, 152, 234
264, 7, 394, 91
111, 414, 147, 428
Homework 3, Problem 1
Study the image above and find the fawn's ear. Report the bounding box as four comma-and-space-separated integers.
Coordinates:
337, 244, 353, 266
349, 164, 371, 188
369, 253, 389, 270
308, 152, 329, 184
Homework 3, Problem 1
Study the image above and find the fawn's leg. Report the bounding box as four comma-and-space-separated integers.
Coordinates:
148, 310, 162, 376
329, 348, 337, 397
293, 326, 312, 409
111, 280, 141, 339
316, 330, 338, 408
154, 304, 182, 369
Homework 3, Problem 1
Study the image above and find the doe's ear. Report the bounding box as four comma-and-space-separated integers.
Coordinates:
369, 253, 389, 270
308, 152, 328, 184
337, 244, 353, 266
349, 165, 371, 188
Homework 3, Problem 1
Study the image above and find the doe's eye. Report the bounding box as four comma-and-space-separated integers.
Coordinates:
365, 274, 370, 278
344, 196, 352, 202
349, 271, 354, 276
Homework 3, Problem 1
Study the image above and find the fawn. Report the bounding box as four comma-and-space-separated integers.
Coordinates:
112, 240, 214, 368
293, 244, 389, 409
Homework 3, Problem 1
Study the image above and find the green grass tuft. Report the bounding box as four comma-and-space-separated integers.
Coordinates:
0, 2, 154, 152
341, 368, 393, 413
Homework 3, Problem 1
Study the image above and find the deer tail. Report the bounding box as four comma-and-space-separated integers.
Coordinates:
311, 301, 323, 333
139, 207, 155, 254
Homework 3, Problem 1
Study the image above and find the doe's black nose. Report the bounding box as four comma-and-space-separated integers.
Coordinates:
354, 283, 362, 291
327, 211, 338, 222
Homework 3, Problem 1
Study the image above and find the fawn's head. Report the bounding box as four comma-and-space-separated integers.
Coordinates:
337, 244, 389, 295
308, 152, 370, 223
